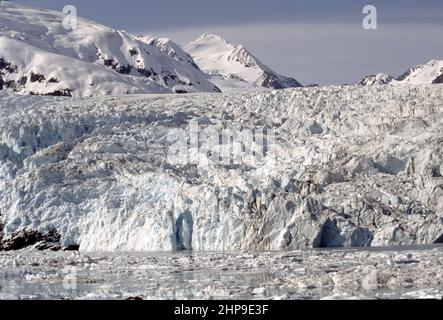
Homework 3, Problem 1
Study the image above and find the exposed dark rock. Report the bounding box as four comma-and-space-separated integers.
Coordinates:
116, 65, 131, 75
103, 59, 116, 68
5, 80, 16, 89
0, 59, 19, 91
19, 76, 28, 86
0, 58, 17, 73
432, 70, 443, 84
137, 68, 152, 78
129, 48, 138, 56
0, 227, 78, 252
30, 89, 73, 97
126, 296, 144, 300
0, 228, 61, 251
48, 77, 59, 83
30, 71, 46, 83
35, 242, 61, 251
397, 66, 420, 81
358, 74, 394, 86
262, 71, 302, 89
103, 58, 132, 75
190, 61, 200, 70
262, 72, 283, 89
43, 89, 73, 97
63, 244, 80, 251
226, 74, 246, 82
174, 89, 189, 94
395, 259, 420, 265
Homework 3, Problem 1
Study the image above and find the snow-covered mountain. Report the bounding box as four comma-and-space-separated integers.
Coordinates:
0, 3, 302, 97
0, 3, 220, 97
135, 35, 202, 71
397, 59, 443, 84
357, 73, 394, 86
183, 33, 302, 92
357, 60, 443, 86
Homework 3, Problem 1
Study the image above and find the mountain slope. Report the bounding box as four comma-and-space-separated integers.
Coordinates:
135, 35, 202, 71
183, 33, 302, 91
357, 60, 443, 86
0, 3, 220, 96
397, 59, 443, 84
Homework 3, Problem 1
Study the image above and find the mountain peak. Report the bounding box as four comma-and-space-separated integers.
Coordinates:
197, 33, 227, 42
194, 33, 248, 55
184, 34, 302, 91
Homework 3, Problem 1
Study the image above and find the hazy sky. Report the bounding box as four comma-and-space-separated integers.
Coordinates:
13, 0, 443, 85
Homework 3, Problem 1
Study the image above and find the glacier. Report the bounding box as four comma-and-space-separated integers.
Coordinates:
0, 84, 443, 252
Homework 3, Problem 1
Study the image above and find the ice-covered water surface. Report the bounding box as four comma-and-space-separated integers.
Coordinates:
0, 246, 442, 300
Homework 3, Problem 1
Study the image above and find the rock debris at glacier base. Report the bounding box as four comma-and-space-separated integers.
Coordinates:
0, 84, 443, 251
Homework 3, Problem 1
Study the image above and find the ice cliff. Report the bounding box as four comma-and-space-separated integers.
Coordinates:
0, 84, 442, 251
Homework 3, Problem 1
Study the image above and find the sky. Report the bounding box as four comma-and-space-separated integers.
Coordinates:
12, 0, 443, 85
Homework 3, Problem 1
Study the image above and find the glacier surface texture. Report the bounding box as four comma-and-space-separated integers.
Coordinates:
0, 84, 443, 251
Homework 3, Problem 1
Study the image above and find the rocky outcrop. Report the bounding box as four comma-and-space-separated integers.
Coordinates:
432, 71, 443, 84
30, 89, 73, 97
0, 57, 74, 97
0, 58, 17, 73
0, 229, 60, 251
357, 73, 394, 86
0, 226, 80, 251
262, 71, 302, 89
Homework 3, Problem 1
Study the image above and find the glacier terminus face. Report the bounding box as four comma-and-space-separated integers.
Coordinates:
0, 84, 442, 252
